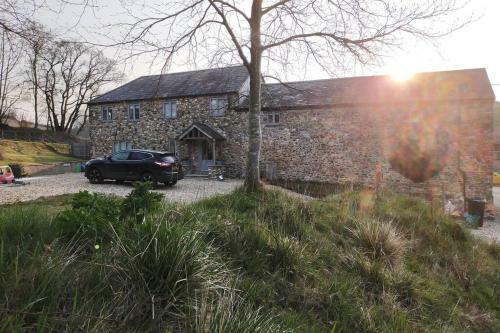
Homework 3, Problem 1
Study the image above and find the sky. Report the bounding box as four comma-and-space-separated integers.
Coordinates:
17, 0, 500, 121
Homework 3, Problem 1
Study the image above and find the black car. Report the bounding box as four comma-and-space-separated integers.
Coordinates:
84, 149, 183, 187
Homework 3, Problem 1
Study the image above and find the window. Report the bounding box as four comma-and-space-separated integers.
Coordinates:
209, 97, 227, 116
128, 104, 140, 121
113, 141, 132, 153
128, 152, 152, 160
101, 106, 112, 121
264, 111, 280, 125
164, 100, 177, 119
168, 138, 176, 154
111, 151, 129, 162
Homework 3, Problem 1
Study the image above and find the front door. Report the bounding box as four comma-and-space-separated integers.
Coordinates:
195, 140, 213, 172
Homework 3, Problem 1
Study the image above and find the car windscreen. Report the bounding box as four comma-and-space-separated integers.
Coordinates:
160, 155, 176, 163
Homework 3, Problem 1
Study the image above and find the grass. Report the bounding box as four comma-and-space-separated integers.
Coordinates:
0, 186, 498, 332
0, 139, 78, 165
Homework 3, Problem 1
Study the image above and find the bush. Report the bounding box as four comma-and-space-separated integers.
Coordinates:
121, 182, 164, 223
55, 190, 121, 241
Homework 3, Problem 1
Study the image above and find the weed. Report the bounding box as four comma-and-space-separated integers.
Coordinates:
121, 181, 164, 223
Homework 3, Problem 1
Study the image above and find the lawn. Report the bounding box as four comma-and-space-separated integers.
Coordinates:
0, 139, 78, 165
0, 184, 498, 332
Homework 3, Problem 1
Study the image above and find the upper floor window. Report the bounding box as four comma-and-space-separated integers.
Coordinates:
264, 111, 280, 125
164, 100, 177, 119
101, 106, 112, 121
128, 104, 140, 121
209, 97, 227, 117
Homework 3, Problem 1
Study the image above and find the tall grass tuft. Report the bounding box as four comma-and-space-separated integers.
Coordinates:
189, 288, 289, 332
347, 218, 407, 269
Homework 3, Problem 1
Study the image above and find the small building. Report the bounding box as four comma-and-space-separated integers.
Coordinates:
87, 65, 495, 200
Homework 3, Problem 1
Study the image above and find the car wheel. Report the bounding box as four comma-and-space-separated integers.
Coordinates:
141, 172, 158, 188
88, 168, 103, 184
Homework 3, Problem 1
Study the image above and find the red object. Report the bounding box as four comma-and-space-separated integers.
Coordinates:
0, 165, 15, 184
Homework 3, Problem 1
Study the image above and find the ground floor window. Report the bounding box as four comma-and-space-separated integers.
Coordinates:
113, 141, 132, 152
264, 111, 280, 125
168, 139, 176, 154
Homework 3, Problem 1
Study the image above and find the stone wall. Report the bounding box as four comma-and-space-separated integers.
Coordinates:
259, 100, 494, 201
89, 94, 248, 177
90, 95, 493, 200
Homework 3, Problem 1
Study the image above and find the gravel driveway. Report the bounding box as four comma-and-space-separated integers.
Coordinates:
0, 173, 243, 205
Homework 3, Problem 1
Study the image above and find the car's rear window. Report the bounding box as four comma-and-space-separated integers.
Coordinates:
129, 152, 152, 160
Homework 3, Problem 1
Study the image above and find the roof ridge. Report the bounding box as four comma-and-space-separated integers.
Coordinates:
263, 68, 488, 87
137, 64, 245, 80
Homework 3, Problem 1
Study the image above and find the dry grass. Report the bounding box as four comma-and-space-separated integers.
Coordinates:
0, 139, 77, 165
348, 219, 407, 269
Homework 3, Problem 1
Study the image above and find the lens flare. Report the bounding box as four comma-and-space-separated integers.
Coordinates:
390, 69, 414, 82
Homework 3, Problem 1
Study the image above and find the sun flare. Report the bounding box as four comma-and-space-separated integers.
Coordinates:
390, 68, 414, 82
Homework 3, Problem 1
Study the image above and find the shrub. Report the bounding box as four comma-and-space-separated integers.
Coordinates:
55, 191, 121, 241
348, 219, 407, 269
121, 182, 164, 223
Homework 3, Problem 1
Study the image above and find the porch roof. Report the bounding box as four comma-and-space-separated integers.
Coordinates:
177, 122, 226, 141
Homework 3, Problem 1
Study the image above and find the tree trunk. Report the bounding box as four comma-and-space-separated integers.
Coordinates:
244, 0, 263, 192
33, 55, 38, 129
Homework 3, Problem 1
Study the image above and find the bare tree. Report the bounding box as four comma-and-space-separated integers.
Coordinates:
0, 0, 44, 39
25, 22, 51, 129
0, 29, 24, 125
38, 40, 121, 133
86, 0, 470, 191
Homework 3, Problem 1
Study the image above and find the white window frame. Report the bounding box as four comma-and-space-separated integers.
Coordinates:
164, 100, 177, 119
101, 106, 113, 121
128, 104, 140, 121
209, 97, 227, 117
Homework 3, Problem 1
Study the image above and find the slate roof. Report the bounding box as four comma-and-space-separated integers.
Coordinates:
239, 68, 495, 110
89, 65, 248, 104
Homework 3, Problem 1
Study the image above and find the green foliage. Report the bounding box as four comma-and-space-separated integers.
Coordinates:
55, 190, 121, 242
0, 187, 499, 332
121, 181, 164, 223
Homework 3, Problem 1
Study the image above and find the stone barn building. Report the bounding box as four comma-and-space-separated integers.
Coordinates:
88, 65, 495, 200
